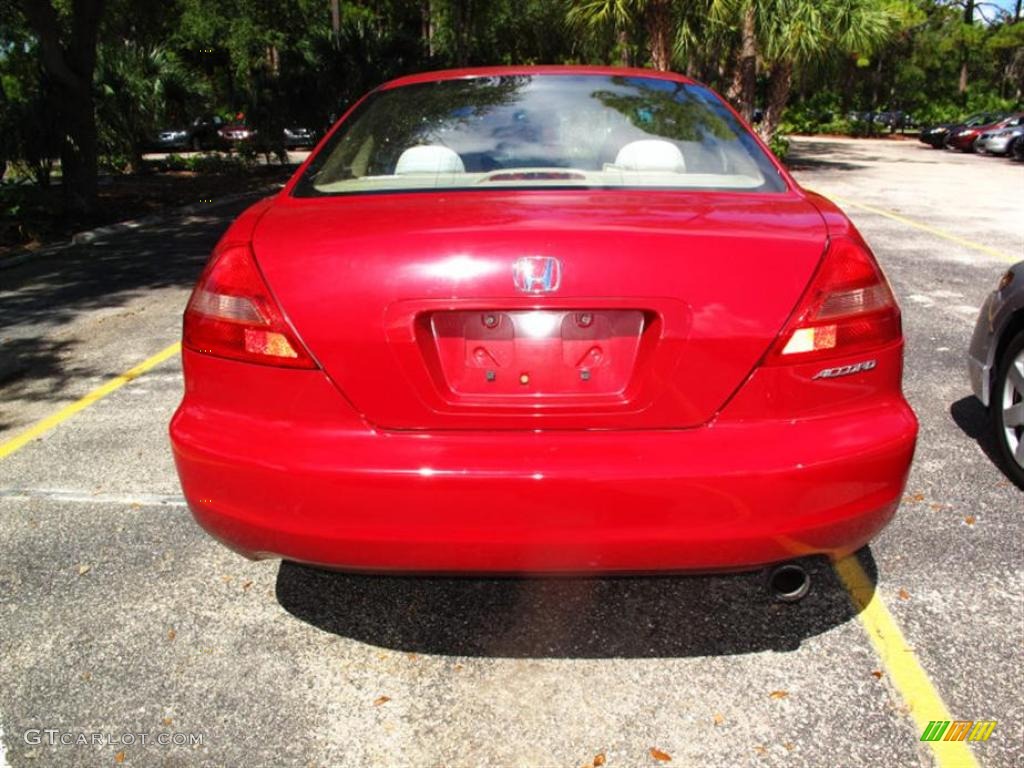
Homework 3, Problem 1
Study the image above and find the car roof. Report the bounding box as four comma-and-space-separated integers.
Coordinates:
379, 65, 698, 91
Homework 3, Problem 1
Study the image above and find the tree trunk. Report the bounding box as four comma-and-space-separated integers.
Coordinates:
451, 0, 475, 67
58, 86, 99, 217
839, 56, 854, 113
421, 0, 435, 57
759, 60, 793, 145
959, 0, 974, 99
330, 0, 340, 47
644, 0, 672, 71
617, 28, 632, 68
19, 0, 104, 217
726, 4, 757, 122
871, 53, 884, 111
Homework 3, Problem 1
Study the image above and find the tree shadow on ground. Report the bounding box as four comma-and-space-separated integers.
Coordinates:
785, 140, 870, 172
0, 196, 266, 416
275, 548, 878, 659
786, 139, 947, 173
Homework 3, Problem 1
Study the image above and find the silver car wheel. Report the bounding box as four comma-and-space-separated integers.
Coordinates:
1001, 348, 1024, 468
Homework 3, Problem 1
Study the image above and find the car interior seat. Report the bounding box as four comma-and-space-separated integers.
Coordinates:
395, 145, 466, 175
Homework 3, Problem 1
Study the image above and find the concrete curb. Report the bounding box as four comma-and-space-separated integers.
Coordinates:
0, 185, 282, 271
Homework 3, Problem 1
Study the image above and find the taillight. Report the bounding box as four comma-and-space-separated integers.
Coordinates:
183, 244, 317, 368
765, 236, 901, 365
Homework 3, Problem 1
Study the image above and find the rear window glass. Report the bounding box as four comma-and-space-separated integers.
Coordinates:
294, 74, 786, 196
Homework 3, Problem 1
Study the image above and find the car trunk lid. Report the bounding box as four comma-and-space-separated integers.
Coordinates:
252, 189, 827, 430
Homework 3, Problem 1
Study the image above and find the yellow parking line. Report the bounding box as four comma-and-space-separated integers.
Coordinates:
823, 192, 1018, 264
835, 556, 980, 768
0, 341, 181, 461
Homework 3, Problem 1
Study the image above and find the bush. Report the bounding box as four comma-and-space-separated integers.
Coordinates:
155, 152, 253, 174
769, 134, 790, 160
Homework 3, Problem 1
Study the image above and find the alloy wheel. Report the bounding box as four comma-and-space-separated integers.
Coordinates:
999, 346, 1024, 470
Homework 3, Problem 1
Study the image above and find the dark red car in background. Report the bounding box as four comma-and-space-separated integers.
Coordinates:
170, 67, 917, 597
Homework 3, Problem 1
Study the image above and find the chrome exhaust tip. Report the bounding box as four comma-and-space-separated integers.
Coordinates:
768, 563, 811, 602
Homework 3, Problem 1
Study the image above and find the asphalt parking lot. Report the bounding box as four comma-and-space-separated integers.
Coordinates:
0, 137, 1021, 767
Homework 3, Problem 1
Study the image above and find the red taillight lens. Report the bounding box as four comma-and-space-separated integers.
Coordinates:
183, 244, 316, 368
765, 236, 901, 365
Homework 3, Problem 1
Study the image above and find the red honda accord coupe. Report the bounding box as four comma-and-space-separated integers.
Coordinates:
170, 67, 917, 585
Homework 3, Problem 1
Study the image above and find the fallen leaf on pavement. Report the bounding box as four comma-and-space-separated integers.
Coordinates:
754, 745, 768, 756
115, 751, 126, 764
769, 690, 788, 700
167, 628, 176, 641
898, 588, 910, 600
871, 670, 883, 679
78, 564, 91, 576
713, 713, 725, 725
593, 754, 606, 767
162, 717, 172, 726
964, 515, 976, 525
649, 747, 671, 762
373, 695, 391, 706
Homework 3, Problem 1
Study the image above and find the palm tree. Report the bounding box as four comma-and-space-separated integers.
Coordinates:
758, 0, 894, 142
568, 0, 676, 70
707, 0, 894, 142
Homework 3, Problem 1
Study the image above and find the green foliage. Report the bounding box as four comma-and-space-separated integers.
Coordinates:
157, 152, 255, 174
1, 0, 1022, 193
768, 133, 790, 159
96, 44, 199, 166
778, 93, 842, 133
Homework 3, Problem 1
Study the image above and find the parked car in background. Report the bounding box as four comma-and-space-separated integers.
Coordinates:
170, 66, 918, 596
149, 115, 226, 152
875, 111, 912, 131
218, 122, 255, 144
975, 123, 1024, 156
150, 127, 192, 152
283, 126, 317, 148
189, 115, 227, 150
918, 112, 1001, 148
969, 263, 1024, 488
945, 114, 1021, 152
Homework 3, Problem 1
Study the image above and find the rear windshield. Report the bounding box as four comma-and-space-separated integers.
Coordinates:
294, 74, 786, 196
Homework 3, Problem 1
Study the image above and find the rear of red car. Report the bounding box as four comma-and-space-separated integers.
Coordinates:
170, 67, 917, 574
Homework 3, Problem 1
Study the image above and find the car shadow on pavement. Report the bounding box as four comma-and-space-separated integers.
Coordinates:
274, 548, 878, 659
949, 395, 1017, 485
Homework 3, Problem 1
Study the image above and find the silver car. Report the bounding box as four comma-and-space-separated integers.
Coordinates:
976, 125, 1024, 156
969, 262, 1024, 487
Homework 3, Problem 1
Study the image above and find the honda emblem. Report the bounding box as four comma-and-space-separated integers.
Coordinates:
512, 256, 561, 294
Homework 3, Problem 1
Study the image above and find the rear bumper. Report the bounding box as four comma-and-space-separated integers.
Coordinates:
171, 376, 918, 574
